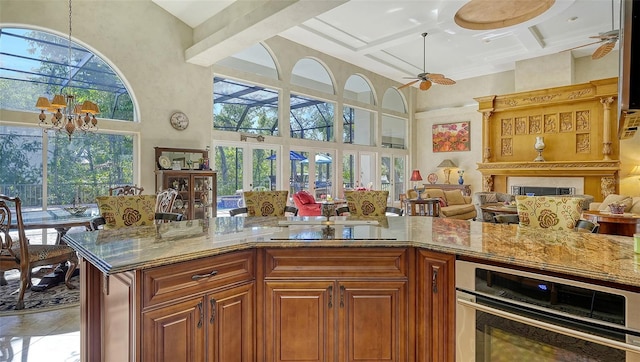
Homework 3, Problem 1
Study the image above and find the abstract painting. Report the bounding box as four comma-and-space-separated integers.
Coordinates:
432, 121, 470, 152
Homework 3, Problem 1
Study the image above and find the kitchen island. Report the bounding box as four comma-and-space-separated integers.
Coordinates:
63, 216, 640, 361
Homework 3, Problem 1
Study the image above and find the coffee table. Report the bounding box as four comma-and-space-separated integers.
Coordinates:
581, 210, 640, 237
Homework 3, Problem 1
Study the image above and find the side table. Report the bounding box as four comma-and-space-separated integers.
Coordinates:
405, 198, 440, 216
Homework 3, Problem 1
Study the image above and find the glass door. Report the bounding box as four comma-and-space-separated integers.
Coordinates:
291, 149, 335, 200
381, 155, 406, 206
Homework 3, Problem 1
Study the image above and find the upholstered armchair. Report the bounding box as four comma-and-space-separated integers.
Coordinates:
515, 196, 583, 230
243, 191, 290, 216
293, 190, 322, 216
473, 192, 516, 222
344, 190, 389, 217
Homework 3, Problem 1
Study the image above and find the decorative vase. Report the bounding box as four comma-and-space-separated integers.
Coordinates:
457, 170, 464, 185
534, 137, 545, 162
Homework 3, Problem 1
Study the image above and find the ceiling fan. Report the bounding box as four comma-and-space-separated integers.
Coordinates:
565, 0, 619, 60
397, 32, 456, 91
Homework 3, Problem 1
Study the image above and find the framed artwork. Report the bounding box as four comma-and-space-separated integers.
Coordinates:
432, 121, 470, 152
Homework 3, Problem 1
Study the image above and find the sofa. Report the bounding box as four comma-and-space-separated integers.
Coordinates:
588, 194, 640, 214
418, 188, 477, 220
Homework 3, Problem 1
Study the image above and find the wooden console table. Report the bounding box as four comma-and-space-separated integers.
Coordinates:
422, 184, 471, 196
581, 210, 640, 237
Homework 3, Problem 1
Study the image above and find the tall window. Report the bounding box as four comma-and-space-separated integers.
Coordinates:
213, 77, 279, 136
343, 106, 375, 146
289, 94, 335, 141
0, 125, 134, 209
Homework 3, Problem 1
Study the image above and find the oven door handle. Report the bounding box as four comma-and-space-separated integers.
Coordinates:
457, 295, 640, 354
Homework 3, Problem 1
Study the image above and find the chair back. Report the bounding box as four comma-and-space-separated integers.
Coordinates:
229, 207, 248, 217
156, 188, 179, 213
0, 195, 28, 271
243, 191, 289, 216
96, 195, 157, 229
344, 190, 389, 217
109, 185, 144, 196
515, 196, 583, 230
575, 219, 600, 233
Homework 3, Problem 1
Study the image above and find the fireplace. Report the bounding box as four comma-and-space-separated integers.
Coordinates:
510, 186, 575, 196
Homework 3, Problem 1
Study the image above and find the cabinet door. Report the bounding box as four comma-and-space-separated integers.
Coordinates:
193, 174, 214, 219
207, 283, 254, 362
417, 250, 455, 362
264, 280, 335, 362
142, 297, 206, 362
337, 280, 408, 362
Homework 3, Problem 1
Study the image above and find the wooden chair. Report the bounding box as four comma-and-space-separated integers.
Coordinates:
344, 190, 389, 217
229, 206, 298, 217
0, 195, 78, 309
575, 219, 600, 233
242, 191, 291, 217
109, 185, 144, 196
90, 212, 184, 230
155, 188, 179, 214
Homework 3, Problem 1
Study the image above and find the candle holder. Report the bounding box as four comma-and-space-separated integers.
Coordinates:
321, 202, 336, 221
534, 136, 545, 162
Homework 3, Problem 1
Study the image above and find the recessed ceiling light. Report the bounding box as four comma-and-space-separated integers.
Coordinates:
567, 16, 578, 22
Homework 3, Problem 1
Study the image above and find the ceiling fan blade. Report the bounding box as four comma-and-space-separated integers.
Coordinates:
592, 41, 616, 59
562, 40, 604, 52
419, 80, 432, 91
430, 77, 456, 85
590, 34, 618, 40
427, 73, 445, 79
396, 79, 419, 90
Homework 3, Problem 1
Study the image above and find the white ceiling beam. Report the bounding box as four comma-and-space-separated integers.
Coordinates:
185, 0, 347, 66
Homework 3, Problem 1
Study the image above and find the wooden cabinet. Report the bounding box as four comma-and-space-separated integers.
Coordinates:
417, 250, 455, 362
154, 147, 216, 219
261, 248, 409, 362
422, 183, 471, 196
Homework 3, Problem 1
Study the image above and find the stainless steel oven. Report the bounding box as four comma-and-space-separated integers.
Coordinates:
456, 260, 640, 361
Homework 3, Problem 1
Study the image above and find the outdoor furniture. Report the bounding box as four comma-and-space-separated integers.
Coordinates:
0, 194, 78, 309
109, 185, 144, 196
292, 190, 322, 216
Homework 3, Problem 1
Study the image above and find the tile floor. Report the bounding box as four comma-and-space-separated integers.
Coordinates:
0, 299, 80, 361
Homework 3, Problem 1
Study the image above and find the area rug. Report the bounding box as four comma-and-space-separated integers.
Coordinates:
0, 268, 79, 316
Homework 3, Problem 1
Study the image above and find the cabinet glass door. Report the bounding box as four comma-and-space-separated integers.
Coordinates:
166, 174, 190, 217
193, 175, 213, 219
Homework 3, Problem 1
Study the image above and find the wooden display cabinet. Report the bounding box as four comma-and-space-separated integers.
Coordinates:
154, 147, 217, 219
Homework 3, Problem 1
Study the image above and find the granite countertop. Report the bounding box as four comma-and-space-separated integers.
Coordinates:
62, 216, 640, 288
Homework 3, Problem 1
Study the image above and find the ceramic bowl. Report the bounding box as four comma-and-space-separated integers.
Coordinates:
64, 206, 88, 216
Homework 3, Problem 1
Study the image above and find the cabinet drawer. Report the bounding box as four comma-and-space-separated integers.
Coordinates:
143, 250, 255, 307
263, 248, 408, 279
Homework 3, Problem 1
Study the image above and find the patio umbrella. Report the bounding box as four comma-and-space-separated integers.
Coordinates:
266, 151, 307, 161
301, 154, 332, 164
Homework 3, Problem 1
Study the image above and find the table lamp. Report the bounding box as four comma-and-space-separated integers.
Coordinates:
437, 159, 457, 184
410, 169, 423, 199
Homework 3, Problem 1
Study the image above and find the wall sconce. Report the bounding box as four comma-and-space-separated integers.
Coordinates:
240, 134, 265, 142
437, 159, 457, 184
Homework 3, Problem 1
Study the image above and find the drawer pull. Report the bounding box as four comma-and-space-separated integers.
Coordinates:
191, 270, 219, 280
339, 285, 345, 308
197, 301, 203, 328
210, 298, 216, 324
432, 268, 438, 294
328, 285, 333, 308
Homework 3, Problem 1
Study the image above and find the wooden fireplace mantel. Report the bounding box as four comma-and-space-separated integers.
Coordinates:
474, 78, 621, 201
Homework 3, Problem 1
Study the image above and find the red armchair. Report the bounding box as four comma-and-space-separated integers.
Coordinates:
293, 190, 322, 216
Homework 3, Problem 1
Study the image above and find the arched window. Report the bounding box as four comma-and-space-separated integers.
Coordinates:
344, 75, 374, 105
382, 88, 407, 113
0, 27, 135, 121
291, 58, 334, 94
215, 43, 278, 79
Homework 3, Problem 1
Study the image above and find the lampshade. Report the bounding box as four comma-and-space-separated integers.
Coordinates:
410, 169, 423, 181
437, 159, 457, 168
35, 97, 51, 110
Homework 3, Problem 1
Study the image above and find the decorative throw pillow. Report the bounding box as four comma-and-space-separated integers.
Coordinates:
483, 193, 498, 204
444, 190, 466, 205
425, 188, 446, 201
96, 195, 157, 229
598, 194, 633, 212
438, 197, 447, 208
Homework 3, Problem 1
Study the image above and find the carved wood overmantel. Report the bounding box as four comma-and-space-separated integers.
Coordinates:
475, 78, 621, 201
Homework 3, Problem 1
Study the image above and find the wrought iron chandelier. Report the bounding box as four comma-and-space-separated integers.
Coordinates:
35, 0, 99, 140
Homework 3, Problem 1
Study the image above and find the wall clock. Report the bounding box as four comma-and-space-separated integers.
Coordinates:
170, 112, 189, 130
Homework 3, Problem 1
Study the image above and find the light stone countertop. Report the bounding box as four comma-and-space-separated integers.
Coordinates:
62, 216, 640, 289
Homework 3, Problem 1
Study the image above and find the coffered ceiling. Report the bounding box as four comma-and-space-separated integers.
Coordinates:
152, 0, 621, 86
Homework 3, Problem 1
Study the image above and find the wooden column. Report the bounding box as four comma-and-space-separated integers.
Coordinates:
482, 111, 492, 163
600, 96, 614, 160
